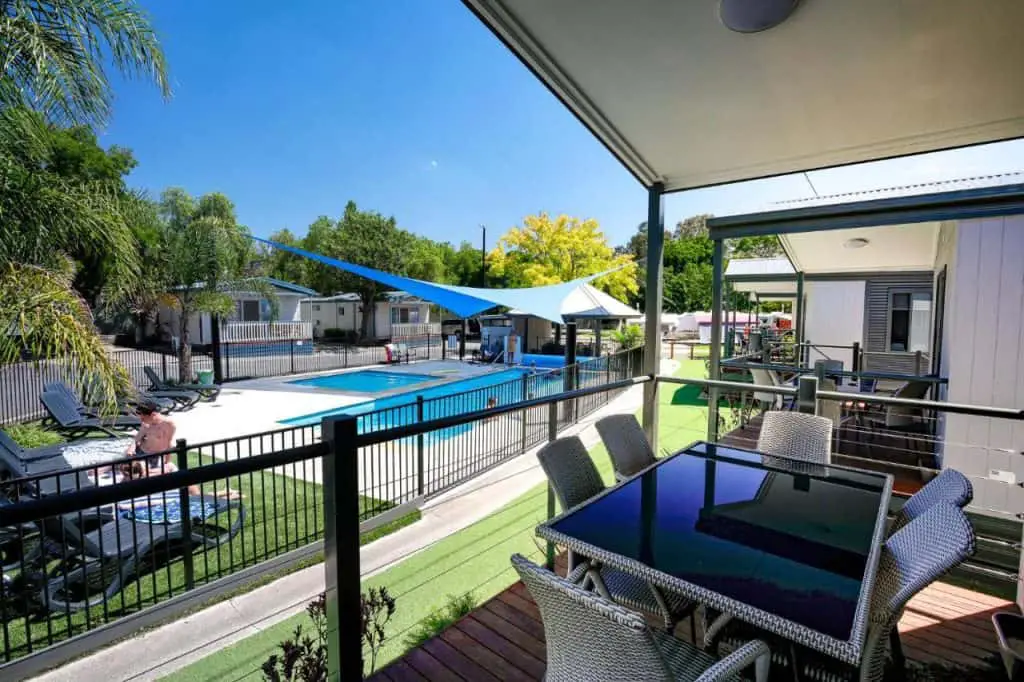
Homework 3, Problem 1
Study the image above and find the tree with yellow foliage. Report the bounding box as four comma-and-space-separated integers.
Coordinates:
487, 213, 638, 301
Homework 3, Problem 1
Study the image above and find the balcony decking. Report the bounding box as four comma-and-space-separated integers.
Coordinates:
369, 576, 1013, 681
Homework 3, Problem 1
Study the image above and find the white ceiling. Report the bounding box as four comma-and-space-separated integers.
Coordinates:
732, 280, 797, 295
781, 224, 940, 274
465, 0, 1024, 190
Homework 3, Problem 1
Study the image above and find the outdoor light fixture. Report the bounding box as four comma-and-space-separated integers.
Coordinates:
720, 0, 801, 33
844, 238, 870, 249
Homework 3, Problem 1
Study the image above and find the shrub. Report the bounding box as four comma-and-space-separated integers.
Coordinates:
539, 341, 564, 356
6, 423, 63, 449
610, 323, 643, 350
261, 588, 395, 681
403, 592, 477, 649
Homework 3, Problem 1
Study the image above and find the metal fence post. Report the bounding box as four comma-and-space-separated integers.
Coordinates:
915, 350, 923, 376
416, 395, 425, 497
289, 339, 296, 374
161, 353, 168, 382
175, 438, 195, 592
343, 342, 348, 368
546, 401, 558, 570
852, 341, 861, 374
441, 333, 446, 361
211, 316, 224, 384
520, 375, 529, 452
322, 415, 363, 682
798, 376, 819, 415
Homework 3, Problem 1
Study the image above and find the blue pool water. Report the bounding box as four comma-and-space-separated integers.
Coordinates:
281, 358, 609, 441
289, 369, 434, 393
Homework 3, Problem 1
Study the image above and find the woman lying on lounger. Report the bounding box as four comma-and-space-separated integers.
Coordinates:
122, 401, 241, 499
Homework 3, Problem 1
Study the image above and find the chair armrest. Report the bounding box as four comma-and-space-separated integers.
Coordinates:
702, 611, 734, 649
695, 639, 771, 682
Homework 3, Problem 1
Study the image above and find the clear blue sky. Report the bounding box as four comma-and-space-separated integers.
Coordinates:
105, 1, 1024, 248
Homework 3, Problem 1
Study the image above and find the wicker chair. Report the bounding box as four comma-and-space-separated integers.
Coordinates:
596, 414, 656, 482
757, 411, 833, 464
512, 554, 771, 682
706, 503, 975, 681
889, 468, 973, 535
537, 436, 697, 634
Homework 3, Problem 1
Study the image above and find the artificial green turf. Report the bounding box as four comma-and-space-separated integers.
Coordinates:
161, 358, 723, 682
0, 451, 415, 663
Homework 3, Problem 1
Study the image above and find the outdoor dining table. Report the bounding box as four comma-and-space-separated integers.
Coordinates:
535, 441, 894, 668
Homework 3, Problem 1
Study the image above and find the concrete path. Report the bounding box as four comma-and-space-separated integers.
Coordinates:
30, 361, 672, 682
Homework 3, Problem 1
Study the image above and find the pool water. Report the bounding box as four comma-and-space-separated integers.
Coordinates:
281, 358, 609, 442
289, 369, 434, 393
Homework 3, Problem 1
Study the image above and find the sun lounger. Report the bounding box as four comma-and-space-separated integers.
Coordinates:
44, 380, 180, 417
40, 392, 140, 439
40, 493, 245, 612
144, 366, 220, 402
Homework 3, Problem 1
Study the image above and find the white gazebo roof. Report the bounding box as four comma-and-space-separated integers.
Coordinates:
464, 0, 1024, 191
507, 283, 640, 321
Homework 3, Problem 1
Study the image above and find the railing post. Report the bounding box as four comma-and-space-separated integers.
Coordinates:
546, 401, 558, 570
520, 375, 529, 452
915, 350, 923, 376
416, 395, 425, 497
161, 352, 168, 382
441, 333, 446, 361
289, 339, 295, 374
564, 322, 577, 423
211, 315, 224, 384
852, 341, 861, 374
798, 375, 819, 415
343, 342, 348, 368
176, 438, 195, 592
322, 415, 363, 682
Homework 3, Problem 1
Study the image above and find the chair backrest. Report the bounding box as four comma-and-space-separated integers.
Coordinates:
44, 380, 81, 409
748, 367, 780, 408
890, 468, 973, 533
40, 391, 83, 426
0, 430, 27, 477
859, 378, 877, 394
511, 554, 674, 682
537, 436, 604, 512
875, 503, 975, 619
144, 366, 164, 389
757, 411, 832, 463
595, 415, 655, 480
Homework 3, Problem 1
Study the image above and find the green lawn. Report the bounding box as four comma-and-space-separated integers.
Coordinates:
1, 442, 419, 664
162, 359, 720, 681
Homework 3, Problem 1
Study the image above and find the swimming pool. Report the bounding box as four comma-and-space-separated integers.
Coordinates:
280, 358, 609, 440
289, 369, 434, 393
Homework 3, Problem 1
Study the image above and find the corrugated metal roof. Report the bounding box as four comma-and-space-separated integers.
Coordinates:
772, 171, 1024, 210
724, 257, 795, 278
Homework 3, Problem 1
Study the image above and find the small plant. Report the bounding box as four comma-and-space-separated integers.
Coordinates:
403, 592, 477, 649
261, 587, 396, 681
610, 323, 643, 350
6, 423, 64, 449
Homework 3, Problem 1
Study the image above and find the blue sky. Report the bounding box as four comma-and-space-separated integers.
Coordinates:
104, 1, 1024, 248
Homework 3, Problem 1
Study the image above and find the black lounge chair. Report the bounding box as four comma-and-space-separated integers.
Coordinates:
41, 392, 140, 439
80, 375, 201, 412
44, 380, 177, 417
0, 429, 123, 485
145, 366, 220, 402
40, 493, 245, 612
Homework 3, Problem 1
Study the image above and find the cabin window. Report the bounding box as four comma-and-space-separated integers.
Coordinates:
888, 291, 931, 352
312, 304, 320, 312
391, 306, 419, 324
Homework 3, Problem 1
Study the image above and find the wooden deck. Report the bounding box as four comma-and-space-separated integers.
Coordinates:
369, 577, 1014, 681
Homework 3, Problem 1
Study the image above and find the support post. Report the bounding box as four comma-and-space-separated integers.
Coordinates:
798, 375, 819, 415
642, 184, 666, 448
459, 319, 467, 361
176, 438, 194, 591
594, 323, 602, 357
322, 416, 363, 681
546, 401, 558, 570
416, 395, 425, 496
795, 271, 805, 365
852, 341, 861, 374
564, 322, 577, 423
210, 315, 223, 384
914, 350, 923, 376
707, 238, 725, 442
520, 374, 529, 451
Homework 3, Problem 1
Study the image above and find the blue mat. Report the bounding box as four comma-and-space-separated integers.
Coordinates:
121, 498, 224, 524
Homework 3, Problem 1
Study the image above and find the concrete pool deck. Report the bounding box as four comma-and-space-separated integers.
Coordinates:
28, 359, 672, 682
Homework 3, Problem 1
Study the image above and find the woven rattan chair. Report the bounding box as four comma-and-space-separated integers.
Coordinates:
537, 436, 697, 634
512, 554, 771, 682
889, 468, 973, 535
596, 414, 656, 482
757, 411, 833, 464
705, 503, 975, 681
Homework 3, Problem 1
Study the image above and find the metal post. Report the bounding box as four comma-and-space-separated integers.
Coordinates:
642, 184, 666, 448
565, 322, 577, 423
915, 350, 923, 375
707, 238, 725, 442
546, 401, 558, 570
161, 352, 168, 382
289, 338, 295, 374
795, 272, 805, 365
441, 332, 446, 361
798, 375, 819, 415
416, 395, 425, 496
520, 375, 529, 451
176, 438, 194, 591
594, 323, 602, 357
852, 341, 861, 374
459, 319, 467, 361
343, 342, 348, 368
210, 315, 223, 384
322, 416, 363, 681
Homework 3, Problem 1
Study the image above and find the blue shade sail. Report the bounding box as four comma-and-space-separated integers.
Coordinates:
252, 236, 616, 324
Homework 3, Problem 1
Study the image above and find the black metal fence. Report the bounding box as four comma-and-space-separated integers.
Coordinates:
0, 347, 642, 674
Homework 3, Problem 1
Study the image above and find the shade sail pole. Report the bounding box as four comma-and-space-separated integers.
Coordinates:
707, 238, 725, 442
642, 183, 665, 448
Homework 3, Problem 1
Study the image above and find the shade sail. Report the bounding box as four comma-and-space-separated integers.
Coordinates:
253, 237, 615, 324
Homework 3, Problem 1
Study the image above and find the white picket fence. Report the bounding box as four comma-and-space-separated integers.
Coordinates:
391, 322, 441, 338
222, 321, 313, 343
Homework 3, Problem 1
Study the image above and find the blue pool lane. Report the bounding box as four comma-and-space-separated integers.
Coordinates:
289, 369, 435, 393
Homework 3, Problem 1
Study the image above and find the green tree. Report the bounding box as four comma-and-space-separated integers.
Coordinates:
488, 213, 638, 300
152, 188, 271, 381
263, 228, 308, 286
730, 235, 783, 258
0, 0, 169, 407
440, 241, 485, 287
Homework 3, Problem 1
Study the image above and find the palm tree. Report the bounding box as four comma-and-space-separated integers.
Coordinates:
1, 0, 169, 407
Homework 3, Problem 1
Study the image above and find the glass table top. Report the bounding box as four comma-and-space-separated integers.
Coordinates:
545, 442, 891, 642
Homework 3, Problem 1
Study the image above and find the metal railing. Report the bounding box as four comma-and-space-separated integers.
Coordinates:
1, 365, 1022, 678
